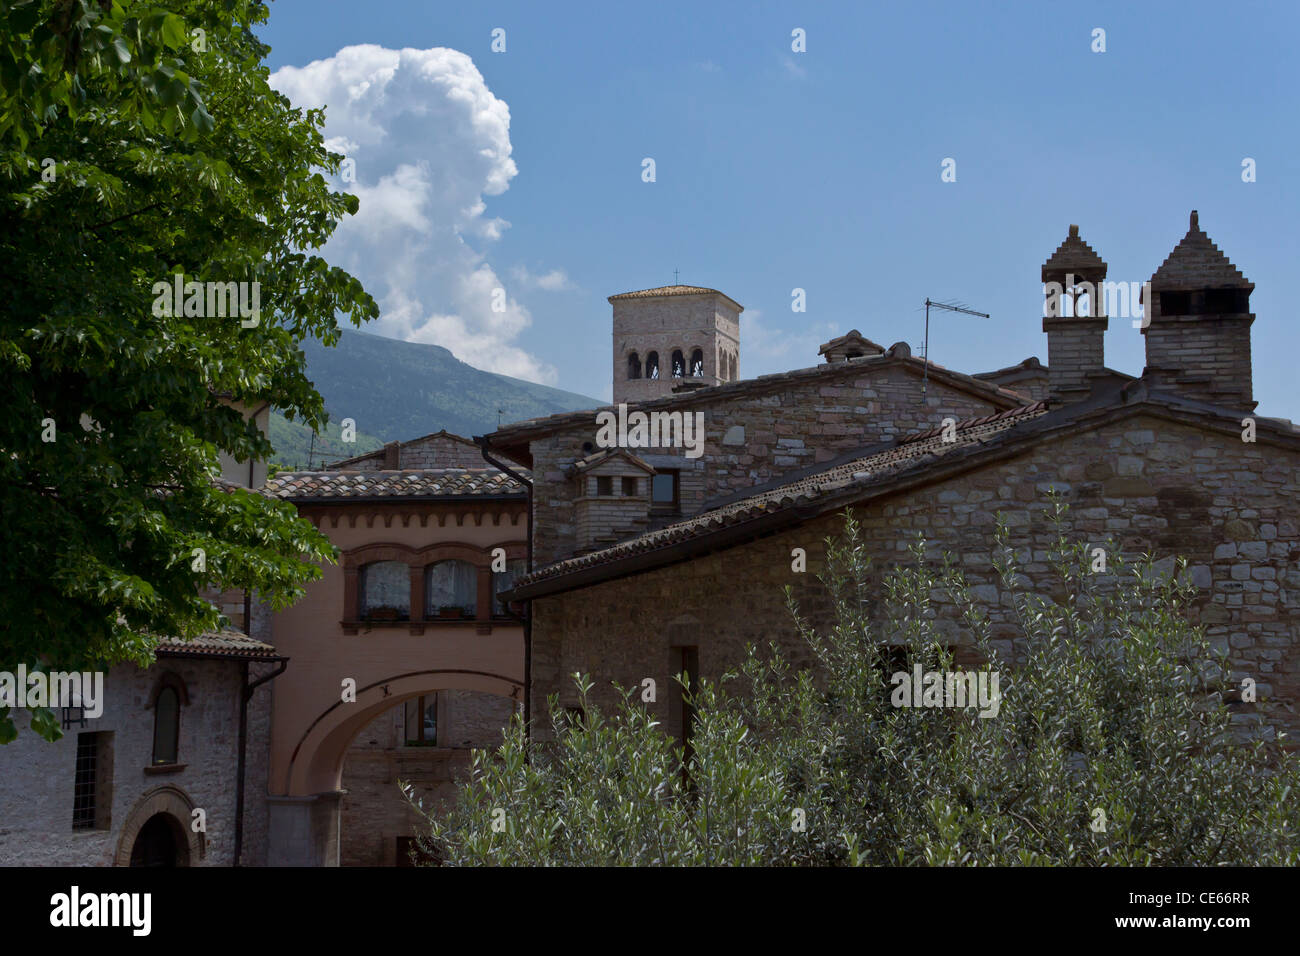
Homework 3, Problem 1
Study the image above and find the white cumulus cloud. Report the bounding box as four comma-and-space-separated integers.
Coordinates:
270, 44, 559, 384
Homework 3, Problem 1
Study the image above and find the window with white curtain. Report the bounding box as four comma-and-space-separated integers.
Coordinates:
359, 560, 410, 620
426, 559, 478, 617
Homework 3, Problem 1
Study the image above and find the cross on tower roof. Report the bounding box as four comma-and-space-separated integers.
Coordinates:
673, 268, 680, 284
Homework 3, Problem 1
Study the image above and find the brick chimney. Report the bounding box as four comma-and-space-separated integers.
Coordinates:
1041, 224, 1108, 401
1142, 211, 1255, 410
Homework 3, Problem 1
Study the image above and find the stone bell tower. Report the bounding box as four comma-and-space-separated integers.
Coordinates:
610, 285, 743, 405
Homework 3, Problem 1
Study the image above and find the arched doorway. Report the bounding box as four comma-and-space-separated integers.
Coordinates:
129, 812, 190, 867
114, 785, 206, 866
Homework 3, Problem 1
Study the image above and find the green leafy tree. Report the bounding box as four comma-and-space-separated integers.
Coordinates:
0, 0, 378, 740
410, 504, 1300, 865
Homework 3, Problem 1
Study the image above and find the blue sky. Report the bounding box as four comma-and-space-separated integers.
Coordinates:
259, 0, 1299, 415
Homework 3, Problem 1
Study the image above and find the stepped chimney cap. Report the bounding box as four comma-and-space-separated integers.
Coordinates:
1148, 210, 1253, 291
1042, 224, 1107, 281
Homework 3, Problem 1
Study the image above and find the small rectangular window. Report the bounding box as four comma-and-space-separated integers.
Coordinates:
596, 475, 613, 496
404, 695, 438, 746
621, 476, 637, 497
651, 470, 679, 510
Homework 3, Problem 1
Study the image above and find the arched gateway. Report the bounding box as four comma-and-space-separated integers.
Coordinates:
263, 444, 528, 866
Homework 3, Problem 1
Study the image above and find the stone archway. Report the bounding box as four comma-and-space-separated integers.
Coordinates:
286, 669, 522, 796
268, 670, 522, 866
114, 785, 205, 866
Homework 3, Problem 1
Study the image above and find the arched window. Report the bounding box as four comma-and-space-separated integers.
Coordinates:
690, 349, 704, 377
360, 560, 410, 621
492, 558, 527, 617
627, 352, 641, 380
729, 353, 737, 381
153, 686, 180, 766
671, 350, 685, 378
426, 559, 478, 619
645, 351, 660, 380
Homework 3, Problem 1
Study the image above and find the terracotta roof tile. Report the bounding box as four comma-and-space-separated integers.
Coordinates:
264, 468, 527, 500
607, 285, 744, 312
515, 401, 1048, 588
157, 628, 278, 659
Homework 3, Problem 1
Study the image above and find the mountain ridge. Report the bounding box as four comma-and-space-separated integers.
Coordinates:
269, 328, 600, 468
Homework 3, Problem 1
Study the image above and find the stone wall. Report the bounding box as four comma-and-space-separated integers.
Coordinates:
1144, 315, 1255, 408
339, 433, 486, 471
339, 690, 518, 866
1044, 319, 1105, 395
530, 412, 1300, 746
0, 655, 273, 866
532, 361, 1009, 565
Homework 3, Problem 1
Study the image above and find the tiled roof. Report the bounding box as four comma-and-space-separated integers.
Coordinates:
1042, 224, 1107, 278
609, 285, 723, 299
567, 448, 657, 476
264, 468, 527, 500
818, 329, 886, 357
1149, 211, 1253, 290
607, 285, 744, 312
157, 628, 278, 659
513, 401, 1049, 590
483, 353, 1024, 450
974, 356, 1043, 379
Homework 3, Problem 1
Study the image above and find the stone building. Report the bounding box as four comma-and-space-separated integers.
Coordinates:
0, 400, 282, 867
486, 213, 1300, 753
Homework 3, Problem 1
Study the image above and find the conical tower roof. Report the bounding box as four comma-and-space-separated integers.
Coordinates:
1148, 211, 1253, 291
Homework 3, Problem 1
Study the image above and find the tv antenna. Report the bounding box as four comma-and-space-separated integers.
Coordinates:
922, 298, 989, 393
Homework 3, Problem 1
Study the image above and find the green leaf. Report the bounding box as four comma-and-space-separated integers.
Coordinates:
160, 13, 187, 50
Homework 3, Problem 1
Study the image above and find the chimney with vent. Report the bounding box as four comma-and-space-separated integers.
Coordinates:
1041, 224, 1108, 401
1142, 211, 1255, 410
